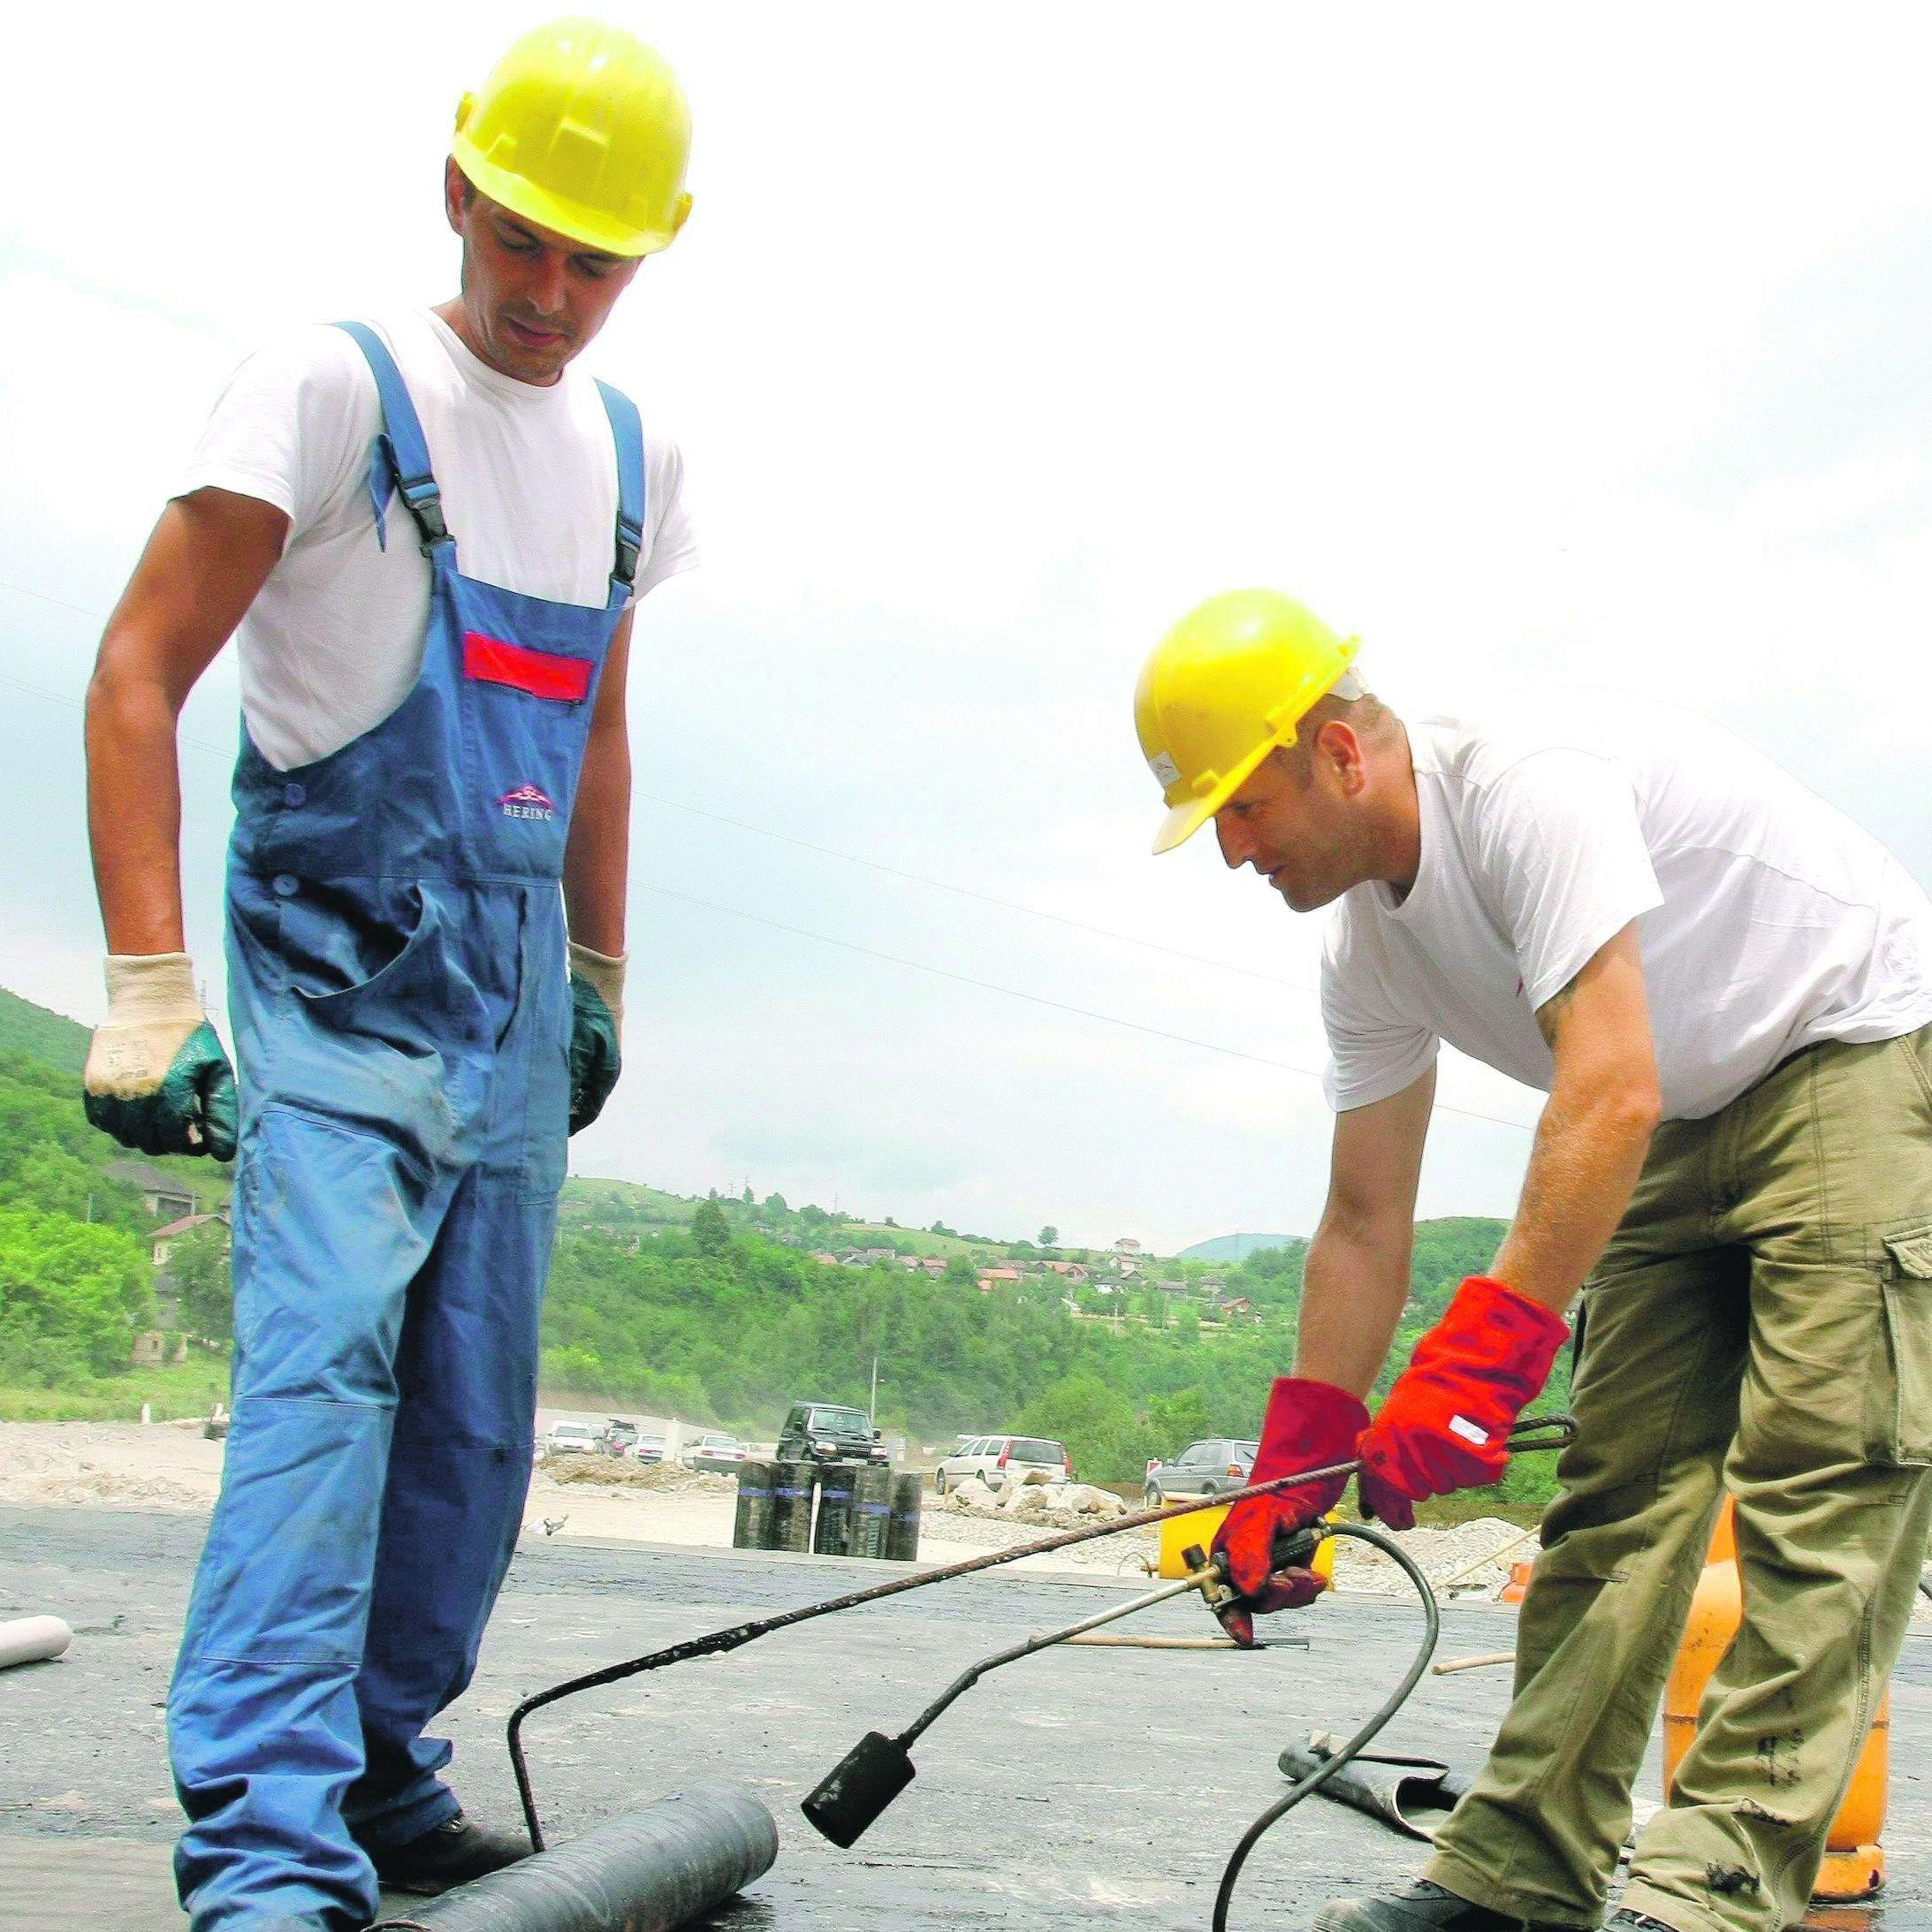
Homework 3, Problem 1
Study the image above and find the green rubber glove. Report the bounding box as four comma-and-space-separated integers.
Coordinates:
567, 941, 625, 1135
83, 955, 238, 1160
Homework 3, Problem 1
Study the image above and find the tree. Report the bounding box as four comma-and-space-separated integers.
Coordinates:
0, 1206, 154, 1381
169, 1221, 233, 1343
741, 1185, 754, 1206
1038, 1225, 1058, 1247
763, 1192, 788, 1217
943, 1257, 977, 1287
691, 1199, 732, 1258
1017, 1375, 1144, 1481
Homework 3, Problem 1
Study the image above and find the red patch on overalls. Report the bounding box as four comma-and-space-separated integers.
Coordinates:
462, 632, 593, 703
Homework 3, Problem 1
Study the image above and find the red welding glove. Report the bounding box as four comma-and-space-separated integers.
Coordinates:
1211, 1376, 1368, 1646
1355, 1276, 1569, 1533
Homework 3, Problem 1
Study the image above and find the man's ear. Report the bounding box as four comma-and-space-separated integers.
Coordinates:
443, 157, 471, 236
1314, 719, 1369, 796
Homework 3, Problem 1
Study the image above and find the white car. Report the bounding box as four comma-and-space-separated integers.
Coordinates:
933, 1434, 1071, 1495
539, 1420, 603, 1458
681, 1433, 749, 1471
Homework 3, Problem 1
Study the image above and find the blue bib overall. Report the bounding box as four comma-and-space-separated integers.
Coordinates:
168, 323, 644, 1931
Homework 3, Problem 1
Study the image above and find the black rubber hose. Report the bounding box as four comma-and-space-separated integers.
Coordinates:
508, 1419, 1571, 1850
1211, 1521, 1442, 1932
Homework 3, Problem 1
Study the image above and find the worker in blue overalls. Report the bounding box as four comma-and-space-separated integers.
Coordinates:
80, 21, 698, 1928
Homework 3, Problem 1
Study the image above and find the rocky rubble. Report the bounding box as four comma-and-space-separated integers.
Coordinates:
544, 1457, 737, 1495
937, 1475, 1128, 1526
1328, 1516, 1535, 1596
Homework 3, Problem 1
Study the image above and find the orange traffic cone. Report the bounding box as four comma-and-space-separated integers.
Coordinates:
1662, 1499, 1887, 1902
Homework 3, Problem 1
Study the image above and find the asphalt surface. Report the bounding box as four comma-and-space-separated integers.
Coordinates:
3, 1504, 1929, 1931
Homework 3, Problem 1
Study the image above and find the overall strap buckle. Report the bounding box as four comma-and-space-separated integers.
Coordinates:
335, 321, 455, 562
595, 378, 648, 595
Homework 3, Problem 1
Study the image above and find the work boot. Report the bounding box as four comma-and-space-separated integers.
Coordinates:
369, 1811, 534, 1896
1313, 1879, 1594, 1932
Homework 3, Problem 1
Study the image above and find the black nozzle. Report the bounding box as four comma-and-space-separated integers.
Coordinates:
802, 1730, 916, 1847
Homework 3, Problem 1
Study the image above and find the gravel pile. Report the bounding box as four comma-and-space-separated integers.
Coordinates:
919, 1505, 1158, 1572
544, 1458, 736, 1495
0, 1420, 215, 1512
1331, 1517, 1535, 1598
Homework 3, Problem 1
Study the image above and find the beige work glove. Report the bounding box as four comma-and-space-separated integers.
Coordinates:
82, 954, 238, 1160
566, 941, 626, 1134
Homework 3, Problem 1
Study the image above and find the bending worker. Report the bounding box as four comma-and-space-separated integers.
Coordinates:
1136, 590, 1932, 1932
80, 21, 696, 1928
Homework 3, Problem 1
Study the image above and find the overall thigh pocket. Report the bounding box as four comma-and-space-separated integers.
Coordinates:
1869, 1224, 1932, 1465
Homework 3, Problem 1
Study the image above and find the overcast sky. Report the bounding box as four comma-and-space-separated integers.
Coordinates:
6, 4, 1932, 1251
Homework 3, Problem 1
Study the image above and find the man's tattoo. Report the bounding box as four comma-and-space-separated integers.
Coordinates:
1535, 972, 1581, 1051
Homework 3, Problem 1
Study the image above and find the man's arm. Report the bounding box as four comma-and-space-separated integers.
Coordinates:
1296, 1066, 1435, 1398
562, 607, 634, 956
87, 488, 290, 950
1490, 921, 1662, 1313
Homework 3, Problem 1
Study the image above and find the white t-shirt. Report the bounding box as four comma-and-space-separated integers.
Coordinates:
1322, 692, 1932, 1122
174, 308, 697, 771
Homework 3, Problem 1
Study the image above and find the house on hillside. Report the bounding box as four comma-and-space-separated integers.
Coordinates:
151, 1210, 229, 1269
1154, 1279, 1190, 1297
1044, 1260, 1090, 1282
107, 1160, 198, 1225
976, 1267, 1022, 1292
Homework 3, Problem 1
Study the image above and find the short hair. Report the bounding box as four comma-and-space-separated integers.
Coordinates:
1278, 686, 1398, 781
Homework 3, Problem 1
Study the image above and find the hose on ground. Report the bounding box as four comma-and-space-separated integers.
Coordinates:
1212, 1520, 1441, 1930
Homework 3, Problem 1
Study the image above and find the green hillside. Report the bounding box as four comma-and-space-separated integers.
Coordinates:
0, 987, 89, 1075
0, 982, 1550, 1508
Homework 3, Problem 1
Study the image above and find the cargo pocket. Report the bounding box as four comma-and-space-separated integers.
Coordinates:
1872, 1225, 1932, 1465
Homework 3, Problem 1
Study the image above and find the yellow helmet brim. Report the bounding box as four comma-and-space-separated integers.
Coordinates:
452, 141, 689, 257
1149, 734, 1280, 855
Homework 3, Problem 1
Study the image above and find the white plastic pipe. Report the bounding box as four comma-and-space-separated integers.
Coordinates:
0, 1616, 73, 1670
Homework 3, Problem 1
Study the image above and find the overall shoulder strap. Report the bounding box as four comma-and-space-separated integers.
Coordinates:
334, 321, 451, 558
594, 379, 647, 596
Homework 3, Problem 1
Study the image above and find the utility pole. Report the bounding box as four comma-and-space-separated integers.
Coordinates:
869, 1352, 879, 1424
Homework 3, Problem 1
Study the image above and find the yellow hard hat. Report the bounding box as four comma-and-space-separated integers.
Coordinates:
1134, 589, 1361, 855
453, 18, 693, 258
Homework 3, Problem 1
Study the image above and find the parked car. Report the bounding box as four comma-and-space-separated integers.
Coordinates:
933, 1434, 1071, 1495
629, 1433, 668, 1465
602, 1419, 641, 1457
776, 1402, 889, 1466
1142, 1438, 1259, 1508
539, 1419, 603, 1458
681, 1433, 749, 1472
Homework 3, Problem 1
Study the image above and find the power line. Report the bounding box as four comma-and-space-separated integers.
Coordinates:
3, 573, 1310, 993
635, 879, 1534, 1136
0, 571, 1535, 1137
631, 787, 1312, 992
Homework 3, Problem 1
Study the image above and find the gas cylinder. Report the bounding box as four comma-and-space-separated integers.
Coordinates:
1662, 1499, 1888, 1902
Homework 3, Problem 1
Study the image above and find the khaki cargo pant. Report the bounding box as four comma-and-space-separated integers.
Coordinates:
1426, 1026, 1932, 1932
